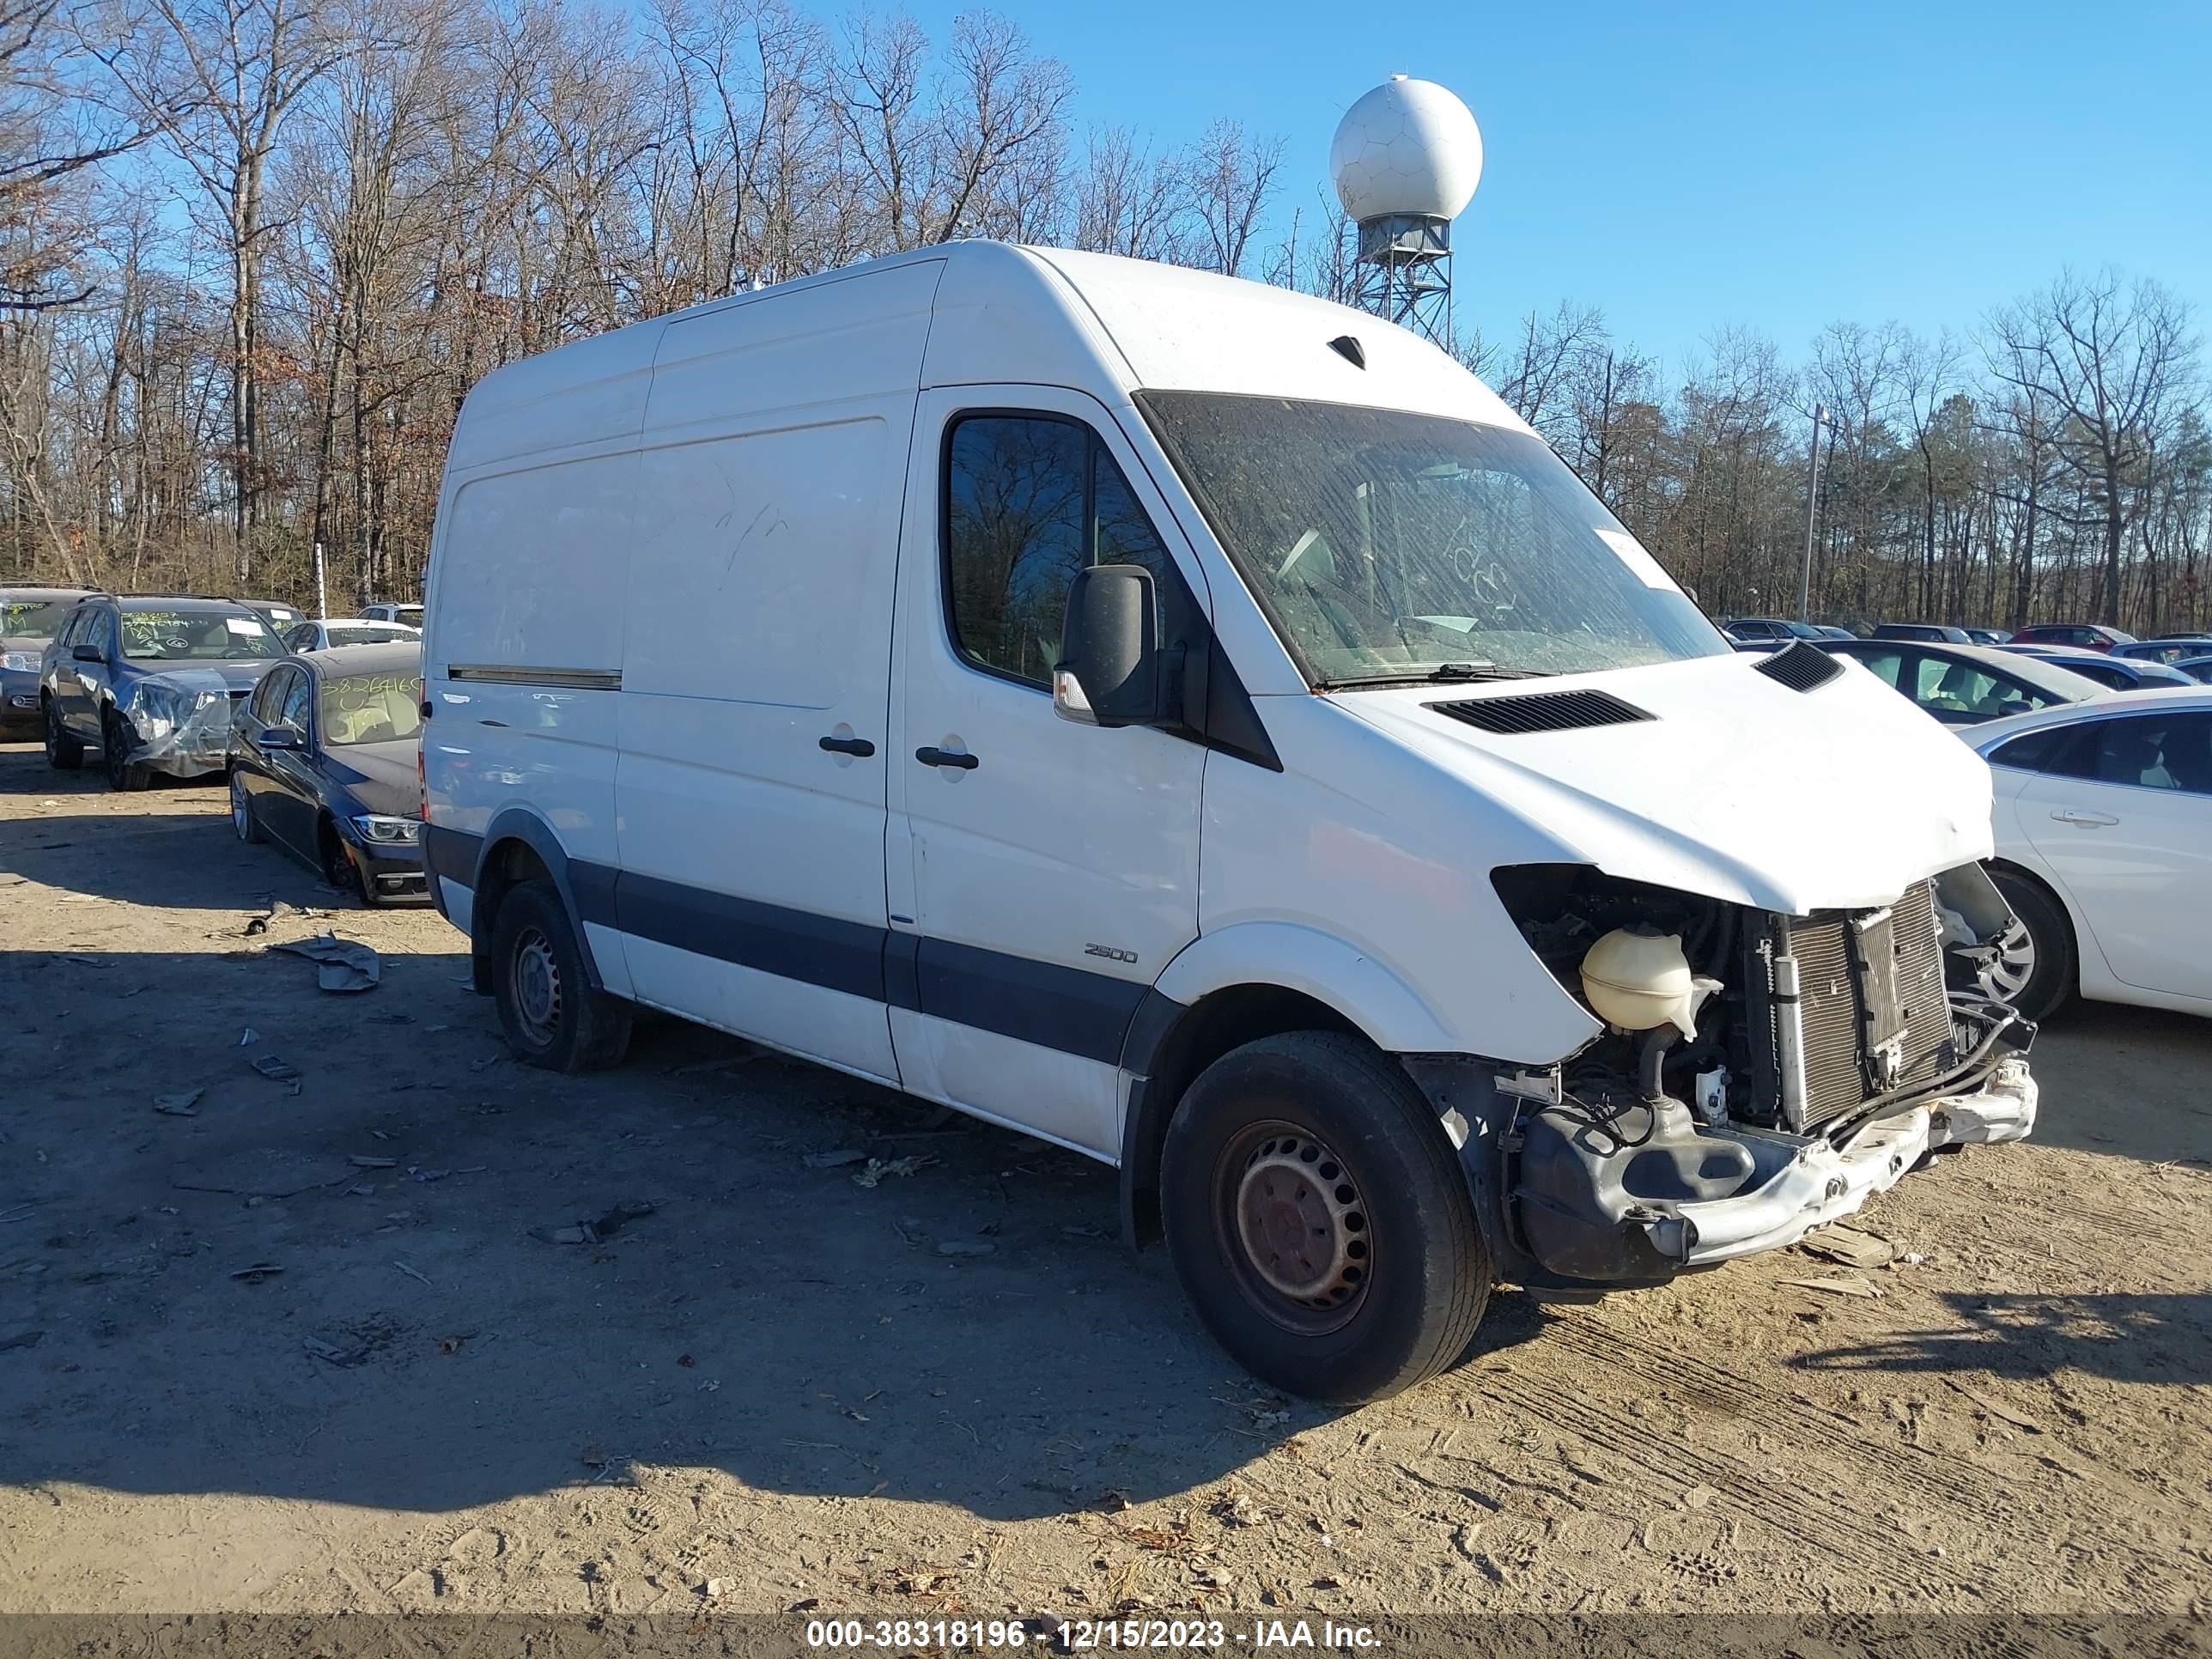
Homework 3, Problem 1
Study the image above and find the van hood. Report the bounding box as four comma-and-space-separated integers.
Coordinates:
1330, 652, 1994, 915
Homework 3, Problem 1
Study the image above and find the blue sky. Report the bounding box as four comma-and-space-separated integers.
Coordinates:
909, 0, 2212, 376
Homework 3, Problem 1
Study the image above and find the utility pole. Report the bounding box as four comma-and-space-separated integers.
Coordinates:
1797, 404, 1830, 623
313, 539, 328, 621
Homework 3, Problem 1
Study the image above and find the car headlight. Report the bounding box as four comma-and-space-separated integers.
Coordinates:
350, 814, 422, 844
0, 651, 36, 672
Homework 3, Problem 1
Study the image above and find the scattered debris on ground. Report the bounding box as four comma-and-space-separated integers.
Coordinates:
269, 933, 381, 993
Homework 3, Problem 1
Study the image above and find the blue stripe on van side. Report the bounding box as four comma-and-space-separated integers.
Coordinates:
616, 869, 886, 1004
429, 826, 1164, 1066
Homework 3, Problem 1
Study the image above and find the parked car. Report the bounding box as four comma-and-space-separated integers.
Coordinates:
1869, 622, 1974, 644
243, 599, 306, 633
228, 641, 427, 904
360, 601, 424, 627
1720, 617, 1824, 643
2001, 646, 2195, 693
40, 594, 286, 788
2, 586, 94, 733
1814, 624, 1856, 640
1963, 628, 2009, 647
2111, 637, 2212, 666
1817, 639, 2108, 726
283, 617, 422, 652
2009, 623, 2136, 652
418, 245, 2037, 1404
2174, 657, 2212, 685
1969, 690, 2212, 1022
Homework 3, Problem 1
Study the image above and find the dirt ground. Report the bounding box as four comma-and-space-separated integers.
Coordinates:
3, 737, 2210, 1630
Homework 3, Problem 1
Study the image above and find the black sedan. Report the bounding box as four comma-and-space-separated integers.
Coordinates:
227, 641, 427, 904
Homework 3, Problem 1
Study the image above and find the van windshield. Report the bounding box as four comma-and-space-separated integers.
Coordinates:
1136, 392, 1728, 686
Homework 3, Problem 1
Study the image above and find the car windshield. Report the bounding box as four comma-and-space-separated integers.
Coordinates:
319, 670, 423, 746
2, 599, 72, 639
119, 610, 285, 660
1136, 392, 1728, 684
327, 625, 415, 647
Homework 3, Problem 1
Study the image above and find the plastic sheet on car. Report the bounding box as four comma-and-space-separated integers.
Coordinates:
118, 668, 246, 768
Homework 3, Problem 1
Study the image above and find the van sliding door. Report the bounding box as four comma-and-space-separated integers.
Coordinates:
611, 263, 941, 1083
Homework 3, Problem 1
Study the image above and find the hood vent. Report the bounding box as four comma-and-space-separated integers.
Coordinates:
1427, 688, 1656, 735
1754, 641, 1844, 691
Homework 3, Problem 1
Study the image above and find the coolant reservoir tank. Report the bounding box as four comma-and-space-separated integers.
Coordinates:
1580, 927, 1718, 1037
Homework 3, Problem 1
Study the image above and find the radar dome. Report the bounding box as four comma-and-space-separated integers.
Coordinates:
1329, 75, 1483, 222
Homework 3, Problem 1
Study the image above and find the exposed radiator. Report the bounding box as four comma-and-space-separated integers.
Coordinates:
1772, 881, 1956, 1132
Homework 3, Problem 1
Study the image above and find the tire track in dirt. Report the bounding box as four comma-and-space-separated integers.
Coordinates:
1531, 1313, 2200, 1599
1462, 1364, 1943, 1595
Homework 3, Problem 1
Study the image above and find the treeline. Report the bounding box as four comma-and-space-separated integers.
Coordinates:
1, 0, 2203, 632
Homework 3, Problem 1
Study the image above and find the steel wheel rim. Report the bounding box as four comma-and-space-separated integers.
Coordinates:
1215, 1119, 1372, 1336
103, 717, 127, 787
1984, 921, 2036, 1004
45, 702, 64, 758
230, 774, 251, 840
510, 926, 562, 1047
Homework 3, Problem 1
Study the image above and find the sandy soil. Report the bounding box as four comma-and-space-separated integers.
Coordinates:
3, 738, 2210, 1627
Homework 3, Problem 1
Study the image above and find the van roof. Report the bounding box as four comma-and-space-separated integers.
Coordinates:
447, 243, 1530, 476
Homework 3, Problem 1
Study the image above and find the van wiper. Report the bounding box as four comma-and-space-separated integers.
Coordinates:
1317, 662, 1552, 690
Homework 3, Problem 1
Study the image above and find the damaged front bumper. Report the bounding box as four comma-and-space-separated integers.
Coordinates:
1662, 1057, 2036, 1265
1413, 1045, 2039, 1292
116, 671, 243, 777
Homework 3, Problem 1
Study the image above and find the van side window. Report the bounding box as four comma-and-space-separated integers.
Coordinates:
944, 414, 1176, 687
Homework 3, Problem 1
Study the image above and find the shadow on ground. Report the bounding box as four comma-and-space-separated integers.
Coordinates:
1794, 1291, 2212, 1385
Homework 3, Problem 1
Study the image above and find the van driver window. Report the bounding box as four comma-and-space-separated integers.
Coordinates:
945, 415, 1175, 686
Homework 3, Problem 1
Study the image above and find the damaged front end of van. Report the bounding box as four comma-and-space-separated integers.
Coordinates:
1411, 860, 2036, 1290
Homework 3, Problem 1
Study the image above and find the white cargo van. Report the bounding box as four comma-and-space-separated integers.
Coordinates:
422, 245, 2038, 1401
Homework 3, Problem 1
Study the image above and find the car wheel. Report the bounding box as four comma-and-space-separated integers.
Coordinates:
1985, 867, 2076, 1024
43, 698, 83, 769
229, 769, 264, 843
101, 708, 147, 792
319, 818, 371, 904
490, 878, 633, 1073
1159, 1030, 1491, 1404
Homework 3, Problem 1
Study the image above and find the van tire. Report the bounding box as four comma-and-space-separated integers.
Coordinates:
1159, 1030, 1490, 1404
1986, 866, 2075, 1024
490, 879, 632, 1073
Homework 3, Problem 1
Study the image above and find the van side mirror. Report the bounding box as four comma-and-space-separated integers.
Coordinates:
1054, 565, 1160, 727
72, 642, 102, 663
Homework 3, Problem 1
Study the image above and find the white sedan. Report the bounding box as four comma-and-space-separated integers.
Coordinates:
283, 617, 422, 653
1968, 687, 2212, 1021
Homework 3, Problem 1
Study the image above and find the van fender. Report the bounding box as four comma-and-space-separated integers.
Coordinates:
1146, 922, 1462, 1057
464, 807, 620, 994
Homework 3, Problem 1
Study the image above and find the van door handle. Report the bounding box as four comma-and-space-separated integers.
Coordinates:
817, 734, 875, 757
915, 745, 979, 770
2051, 808, 2118, 827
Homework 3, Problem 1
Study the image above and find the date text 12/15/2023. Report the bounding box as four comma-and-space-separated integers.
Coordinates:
803, 1618, 1383, 1650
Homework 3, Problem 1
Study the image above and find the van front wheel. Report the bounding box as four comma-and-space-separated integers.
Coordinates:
1159, 1031, 1491, 1404
491, 879, 632, 1073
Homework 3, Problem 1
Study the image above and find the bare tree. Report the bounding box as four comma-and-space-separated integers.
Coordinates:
1988, 270, 2199, 623
1181, 118, 1281, 277
80, 0, 349, 581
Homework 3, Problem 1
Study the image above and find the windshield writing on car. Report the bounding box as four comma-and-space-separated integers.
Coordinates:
119, 611, 284, 661
319, 672, 424, 746
1137, 392, 1727, 684
2, 600, 72, 639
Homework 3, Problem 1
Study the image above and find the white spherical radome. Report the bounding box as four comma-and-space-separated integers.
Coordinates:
1328, 75, 1484, 222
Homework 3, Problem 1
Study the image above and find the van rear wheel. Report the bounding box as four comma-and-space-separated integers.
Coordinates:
1159, 1031, 1490, 1404
490, 879, 632, 1073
